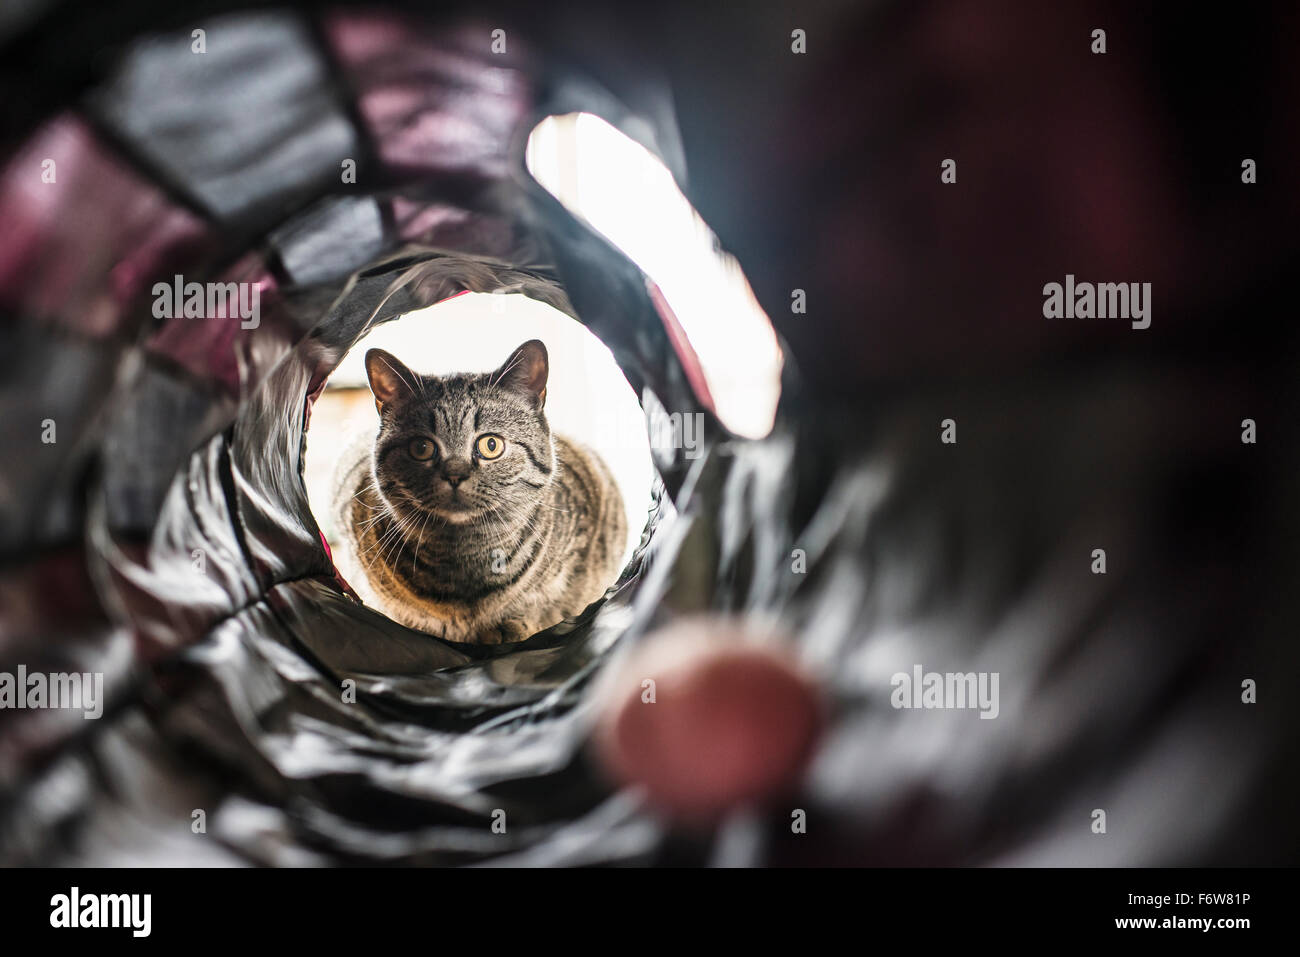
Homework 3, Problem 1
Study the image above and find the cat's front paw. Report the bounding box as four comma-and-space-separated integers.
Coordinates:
483, 619, 533, 645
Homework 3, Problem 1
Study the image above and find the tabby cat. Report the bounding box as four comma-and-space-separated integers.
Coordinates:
330, 339, 627, 644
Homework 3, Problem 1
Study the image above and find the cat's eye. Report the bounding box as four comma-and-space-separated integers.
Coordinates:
408, 438, 436, 461
476, 434, 506, 460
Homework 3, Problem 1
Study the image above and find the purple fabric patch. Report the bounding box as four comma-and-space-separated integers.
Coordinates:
325, 11, 534, 182
391, 197, 516, 257
0, 114, 209, 337
144, 254, 285, 397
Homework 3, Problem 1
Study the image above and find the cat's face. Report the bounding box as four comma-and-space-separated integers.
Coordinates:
364, 340, 554, 527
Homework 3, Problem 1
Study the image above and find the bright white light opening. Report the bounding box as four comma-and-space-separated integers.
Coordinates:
304, 293, 655, 573
526, 112, 783, 440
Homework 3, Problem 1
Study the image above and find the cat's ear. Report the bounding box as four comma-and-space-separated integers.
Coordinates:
493, 339, 548, 408
365, 349, 420, 413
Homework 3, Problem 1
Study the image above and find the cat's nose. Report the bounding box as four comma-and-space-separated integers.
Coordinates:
442, 458, 472, 487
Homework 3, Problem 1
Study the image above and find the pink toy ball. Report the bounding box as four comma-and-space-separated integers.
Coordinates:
591, 617, 824, 822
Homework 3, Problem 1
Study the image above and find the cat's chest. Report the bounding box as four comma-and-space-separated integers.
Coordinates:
415, 532, 544, 595
354, 494, 555, 595
362, 521, 565, 642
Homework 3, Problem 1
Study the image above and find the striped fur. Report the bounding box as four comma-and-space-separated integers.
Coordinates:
330, 340, 626, 644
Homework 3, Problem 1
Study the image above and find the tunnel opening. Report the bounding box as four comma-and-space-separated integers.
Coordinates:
301, 291, 661, 644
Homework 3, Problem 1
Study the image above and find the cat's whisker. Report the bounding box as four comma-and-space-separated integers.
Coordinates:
382, 511, 423, 564
490, 350, 526, 388
410, 504, 436, 572
362, 508, 417, 563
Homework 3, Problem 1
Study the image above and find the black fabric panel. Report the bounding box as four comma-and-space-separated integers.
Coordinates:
85, 11, 358, 227
269, 196, 387, 288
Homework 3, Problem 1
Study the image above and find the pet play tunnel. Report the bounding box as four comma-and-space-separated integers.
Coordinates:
1, 1, 1298, 866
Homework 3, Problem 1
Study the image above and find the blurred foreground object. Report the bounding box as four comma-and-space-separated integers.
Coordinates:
592, 618, 822, 821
